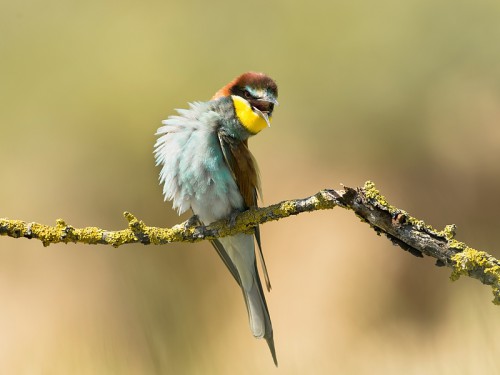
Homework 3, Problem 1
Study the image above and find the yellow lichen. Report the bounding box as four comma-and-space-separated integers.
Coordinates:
442, 224, 456, 240
363, 181, 436, 231
364, 181, 404, 216
451, 248, 489, 277
363, 181, 389, 207
78, 226, 104, 244
2, 220, 27, 237
448, 239, 467, 251
55, 219, 66, 227
279, 201, 297, 216
434, 224, 457, 240
146, 227, 165, 245
451, 248, 500, 305
311, 191, 333, 210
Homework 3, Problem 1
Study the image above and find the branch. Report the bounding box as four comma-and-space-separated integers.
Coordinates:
1, 181, 499, 305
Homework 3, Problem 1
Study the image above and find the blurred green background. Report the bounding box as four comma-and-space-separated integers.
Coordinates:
1, 0, 500, 373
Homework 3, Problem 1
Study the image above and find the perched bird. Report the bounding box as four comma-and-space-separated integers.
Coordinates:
154, 72, 279, 365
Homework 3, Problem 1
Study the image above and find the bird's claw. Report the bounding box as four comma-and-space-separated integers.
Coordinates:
228, 209, 242, 228
184, 215, 200, 230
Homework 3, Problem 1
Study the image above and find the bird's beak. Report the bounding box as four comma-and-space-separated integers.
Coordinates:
251, 92, 278, 128
253, 107, 271, 128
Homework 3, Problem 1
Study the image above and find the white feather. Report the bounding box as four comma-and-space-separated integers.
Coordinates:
154, 101, 244, 221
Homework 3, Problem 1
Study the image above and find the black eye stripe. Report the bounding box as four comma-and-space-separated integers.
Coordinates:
230, 86, 258, 100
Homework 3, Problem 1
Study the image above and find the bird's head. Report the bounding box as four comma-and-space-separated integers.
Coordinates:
213, 72, 278, 135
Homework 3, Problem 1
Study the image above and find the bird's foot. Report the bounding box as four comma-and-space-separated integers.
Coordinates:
228, 209, 243, 228
184, 215, 200, 230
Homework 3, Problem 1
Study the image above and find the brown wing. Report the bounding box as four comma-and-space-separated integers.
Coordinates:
228, 139, 261, 208
218, 135, 271, 291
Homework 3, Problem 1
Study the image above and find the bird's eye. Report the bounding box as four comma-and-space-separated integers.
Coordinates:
244, 90, 252, 99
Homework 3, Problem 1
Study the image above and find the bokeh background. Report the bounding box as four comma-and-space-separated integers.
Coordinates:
1, 0, 500, 373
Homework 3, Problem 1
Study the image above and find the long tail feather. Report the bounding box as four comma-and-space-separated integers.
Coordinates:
241, 266, 277, 366
215, 234, 276, 365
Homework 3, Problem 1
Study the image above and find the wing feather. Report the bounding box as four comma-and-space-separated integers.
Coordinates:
218, 134, 272, 291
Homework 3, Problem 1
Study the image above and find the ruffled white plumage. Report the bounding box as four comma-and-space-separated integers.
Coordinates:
154, 101, 244, 223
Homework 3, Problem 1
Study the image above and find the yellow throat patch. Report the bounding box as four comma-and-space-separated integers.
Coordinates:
231, 95, 271, 134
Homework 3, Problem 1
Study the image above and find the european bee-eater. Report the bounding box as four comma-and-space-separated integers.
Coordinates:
154, 72, 279, 365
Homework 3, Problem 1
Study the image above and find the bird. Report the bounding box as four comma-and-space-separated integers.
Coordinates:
153, 72, 279, 365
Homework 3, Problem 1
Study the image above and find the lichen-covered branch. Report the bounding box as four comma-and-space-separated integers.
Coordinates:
1, 181, 499, 305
